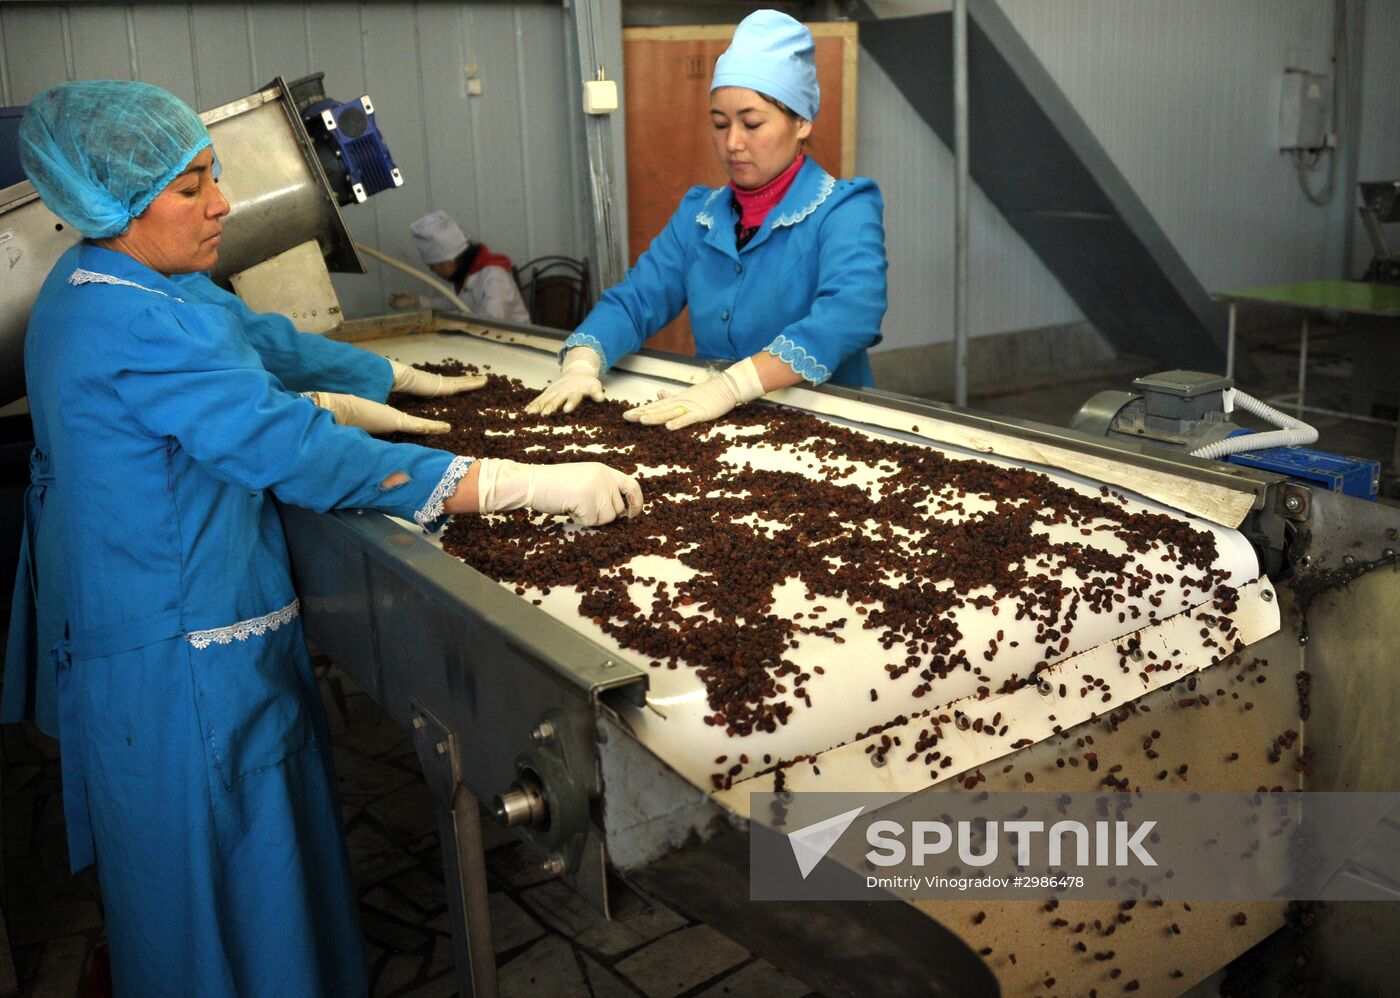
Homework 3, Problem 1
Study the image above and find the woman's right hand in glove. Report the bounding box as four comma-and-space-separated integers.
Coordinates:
469, 457, 643, 526
525, 346, 604, 416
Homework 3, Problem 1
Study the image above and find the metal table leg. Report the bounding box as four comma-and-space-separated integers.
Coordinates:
410, 704, 498, 998
1226, 302, 1237, 381
438, 787, 499, 998
1297, 317, 1309, 419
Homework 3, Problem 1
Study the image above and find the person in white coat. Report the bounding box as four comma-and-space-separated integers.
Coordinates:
389, 210, 531, 323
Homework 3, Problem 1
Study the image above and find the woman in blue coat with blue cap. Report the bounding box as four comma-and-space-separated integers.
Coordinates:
7, 79, 643, 996
528, 9, 888, 430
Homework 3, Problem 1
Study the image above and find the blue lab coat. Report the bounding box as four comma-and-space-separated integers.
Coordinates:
9, 243, 471, 997
564, 156, 888, 386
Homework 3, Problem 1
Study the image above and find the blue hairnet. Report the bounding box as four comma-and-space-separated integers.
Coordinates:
19, 80, 217, 239
711, 10, 820, 122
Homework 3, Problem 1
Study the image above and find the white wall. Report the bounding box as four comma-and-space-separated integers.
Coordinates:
857, 49, 1084, 351
857, 0, 1397, 352
4, 2, 1392, 335
0, 2, 592, 319
1352, 0, 1400, 273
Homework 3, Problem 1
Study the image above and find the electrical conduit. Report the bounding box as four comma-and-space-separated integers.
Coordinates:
353, 241, 474, 315
1189, 388, 1319, 460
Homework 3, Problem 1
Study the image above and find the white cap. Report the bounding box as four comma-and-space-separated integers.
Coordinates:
410, 210, 469, 265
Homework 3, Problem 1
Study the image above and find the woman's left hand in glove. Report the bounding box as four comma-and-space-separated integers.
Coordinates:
390, 359, 487, 397
623, 358, 766, 431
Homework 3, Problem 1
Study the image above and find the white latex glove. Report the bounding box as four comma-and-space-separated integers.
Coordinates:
312, 391, 450, 435
389, 359, 487, 396
476, 457, 644, 526
623, 357, 766, 430
525, 347, 604, 416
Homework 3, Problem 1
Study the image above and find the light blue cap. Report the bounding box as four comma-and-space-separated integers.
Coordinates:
710, 10, 819, 122
19, 80, 217, 239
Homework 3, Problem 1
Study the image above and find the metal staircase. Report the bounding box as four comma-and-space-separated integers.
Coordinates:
859, 0, 1249, 377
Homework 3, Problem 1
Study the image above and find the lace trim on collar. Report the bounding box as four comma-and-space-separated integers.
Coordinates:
772, 171, 836, 229
187, 598, 299, 650
415, 455, 474, 527
68, 268, 184, 302
694, 188, 727, 229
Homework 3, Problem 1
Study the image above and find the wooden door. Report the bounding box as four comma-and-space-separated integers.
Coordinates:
621, 23, 858, 355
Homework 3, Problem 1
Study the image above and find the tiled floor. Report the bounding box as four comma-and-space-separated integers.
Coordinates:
2, 319, 1397, 997
0, 664, 816, 998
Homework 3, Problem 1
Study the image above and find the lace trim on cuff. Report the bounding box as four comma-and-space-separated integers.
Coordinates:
415, 455, 474, 527
765, 335, 832, 385
772, 171, 836, 229
561, 333, 609, 372
187, 598, 299, 650
68, 268, 184, 301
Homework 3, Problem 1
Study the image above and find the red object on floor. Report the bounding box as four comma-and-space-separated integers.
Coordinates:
82, 942, 112, 998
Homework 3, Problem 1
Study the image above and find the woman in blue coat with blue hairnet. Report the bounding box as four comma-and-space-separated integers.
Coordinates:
7, 79, 642, 996
527, 10, 888, 430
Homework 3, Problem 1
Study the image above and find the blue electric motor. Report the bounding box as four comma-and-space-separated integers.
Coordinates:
1073, 371, 1380, 501
289, 72, 402, 205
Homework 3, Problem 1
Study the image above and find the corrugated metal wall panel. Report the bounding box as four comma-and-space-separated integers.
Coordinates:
1, 2, 587, 320
462, 3, 531, 279
856, 0, 1391, 352
415, 3, 482, 258
999, 0, 1345, 296
0, 15, 12, 106
130, 7, 198, 109
856, 49, 1083, 350
1, 8, 71, 100
66, 7, 136, 81
188, 6, 256, 107
357, 3, 435, 313
247, 6, 313, 88
1353, 0, 1400, 272
7, 2, 1384, 339
518, 4, 580, 263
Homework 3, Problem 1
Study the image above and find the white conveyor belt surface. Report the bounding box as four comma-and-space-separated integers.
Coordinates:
364, 331, 1278, 810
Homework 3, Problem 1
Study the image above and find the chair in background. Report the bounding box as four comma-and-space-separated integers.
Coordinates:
513, 255, 592, 331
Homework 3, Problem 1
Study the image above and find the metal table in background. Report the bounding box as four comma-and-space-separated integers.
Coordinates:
1215, 280, 1400, 467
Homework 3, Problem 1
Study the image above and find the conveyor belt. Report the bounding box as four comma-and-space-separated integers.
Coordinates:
360, 329, 1277, 807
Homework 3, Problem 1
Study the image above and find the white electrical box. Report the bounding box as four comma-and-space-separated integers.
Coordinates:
1278, 69, 1328, 151
583, 79, 618, 115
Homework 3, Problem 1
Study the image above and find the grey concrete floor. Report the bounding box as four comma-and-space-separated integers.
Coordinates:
2, 319, 1395, 996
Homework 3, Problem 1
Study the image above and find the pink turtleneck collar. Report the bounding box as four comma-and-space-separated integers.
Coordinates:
730, 154, 805, 229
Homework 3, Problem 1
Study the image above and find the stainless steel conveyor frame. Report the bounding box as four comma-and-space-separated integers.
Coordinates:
280, 311, 1400, 997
